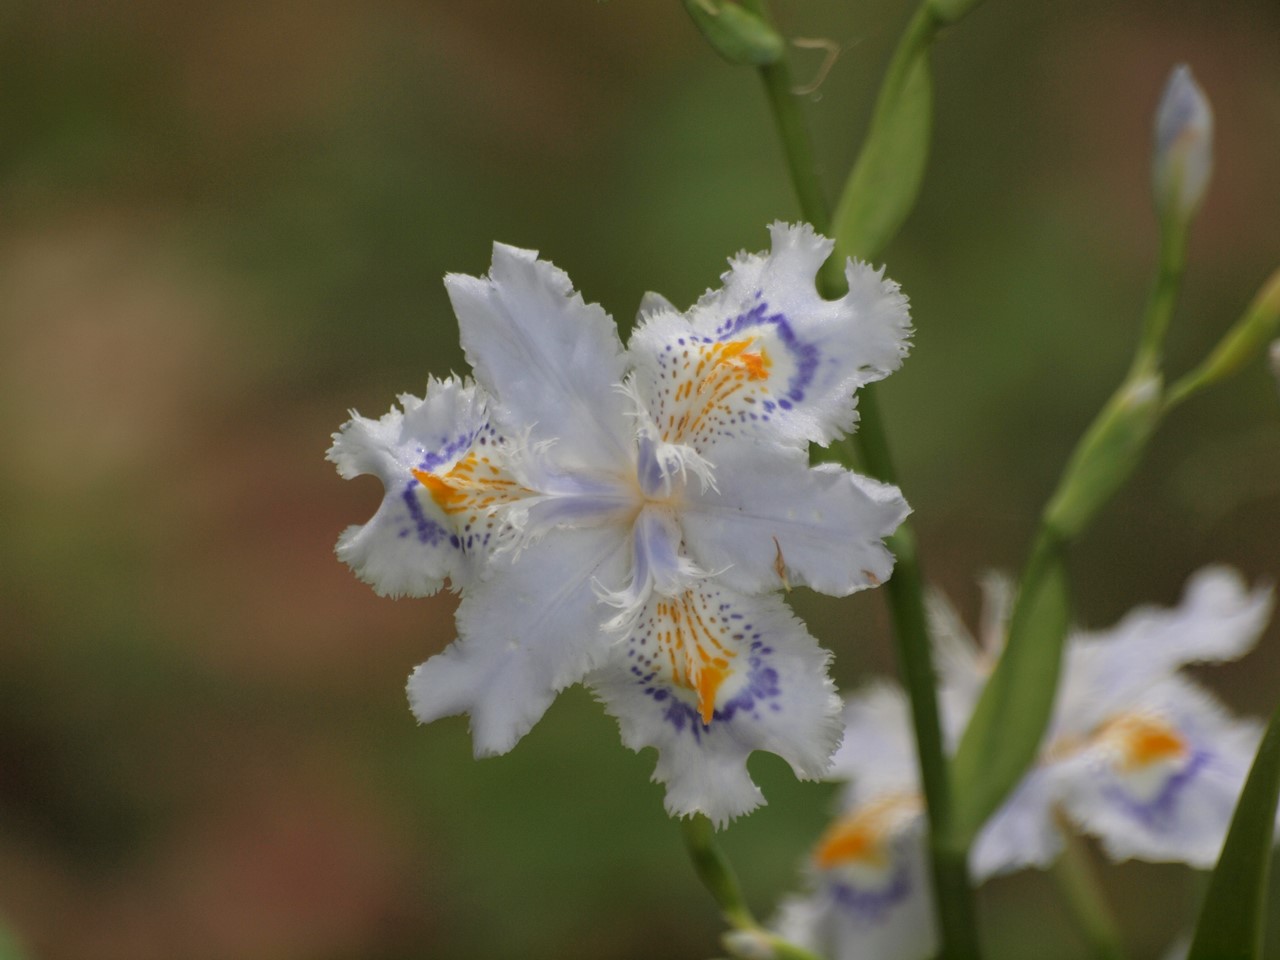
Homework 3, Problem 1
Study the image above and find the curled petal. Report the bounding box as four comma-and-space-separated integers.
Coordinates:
408, 526, 630, 757
588, 585, 842, 827
681, 442, 909, 597
327, 377, 498, 597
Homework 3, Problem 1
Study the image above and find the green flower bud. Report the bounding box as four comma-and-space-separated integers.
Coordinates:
682, 0, 784, 67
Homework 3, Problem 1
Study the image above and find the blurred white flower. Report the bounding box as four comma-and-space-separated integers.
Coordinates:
773, 684, 937, 960
948, 566, 1273, 876
771, 567, 1272, 960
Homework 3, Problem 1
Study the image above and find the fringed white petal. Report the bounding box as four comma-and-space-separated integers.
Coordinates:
779, 810, 937, 960
588, 585, 842, 827
1056, 566, 1272, 734
970, 768, 1064, 881
408, 525, 630, 757
628, 222, 911, 452
829, 683, 921, 800
326, 377, 495, 597
1054, 676, 1262, 868
446, 242, 634, 475
680, 442, 909, 598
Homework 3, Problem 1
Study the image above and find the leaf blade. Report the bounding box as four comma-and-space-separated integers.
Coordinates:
950, 536, 1070, 845
832, 52, 933, 261
1187, 700, 1280, 960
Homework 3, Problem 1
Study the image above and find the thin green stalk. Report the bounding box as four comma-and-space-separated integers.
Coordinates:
736, 3, 980, 956
1051, 833, 1130, 960
1129, 220, 1188, 380
881, 6, 941, 96
682, 815, 756, 930
681, 815, 827, 960
739, 0, 829, 233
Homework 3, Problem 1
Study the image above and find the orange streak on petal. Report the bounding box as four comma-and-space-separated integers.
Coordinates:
815, 821, 879, 869
695, 662, 727, 726
1125, 723, 1188, 770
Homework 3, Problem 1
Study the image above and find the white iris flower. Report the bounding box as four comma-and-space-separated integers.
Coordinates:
773, 566, 1272, 959
774, 683, 937, 960
328, 223, 912, 825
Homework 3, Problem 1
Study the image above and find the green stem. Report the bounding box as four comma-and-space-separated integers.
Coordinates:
1051, 833, 1129, 960
682, 814, 756, 930
876, 6, 941, 123
681, 816, 828, 960
738, 3, 980, 957
739, 0, 829, 232
1130, 218, 1188, 381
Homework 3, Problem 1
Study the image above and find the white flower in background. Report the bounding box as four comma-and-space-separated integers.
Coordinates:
771, 567, 1272, 960
329, 223, 912, 825
947, 565, 1273, 876
773, 684, 937, 960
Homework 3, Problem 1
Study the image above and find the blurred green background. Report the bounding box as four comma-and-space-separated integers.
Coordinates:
1, 0, 1278, 958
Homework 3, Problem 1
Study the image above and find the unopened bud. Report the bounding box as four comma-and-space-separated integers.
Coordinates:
1152, 64, 1213, 222
683, 0, 784, 66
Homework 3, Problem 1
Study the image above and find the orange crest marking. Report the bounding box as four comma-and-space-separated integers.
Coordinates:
813, 793, 920, 869
663, 337, 772, 444
411, 453, 523, 515
1098, 713, 1189, 771
654, 593, 740, 726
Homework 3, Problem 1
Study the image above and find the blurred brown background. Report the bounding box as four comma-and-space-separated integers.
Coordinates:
1, 1, 1278, 958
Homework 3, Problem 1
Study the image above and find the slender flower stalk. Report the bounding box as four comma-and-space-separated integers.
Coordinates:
732, 1, 980, 955
684, 815, 828, 960
1133, 66, 1212, 379
1050, 834, 1129, 960
1165, 266, 1280, 410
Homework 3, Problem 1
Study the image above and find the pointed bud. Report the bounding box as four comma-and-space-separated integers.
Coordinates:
1152, 64, 1214, 222
682, 0, 784, 67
